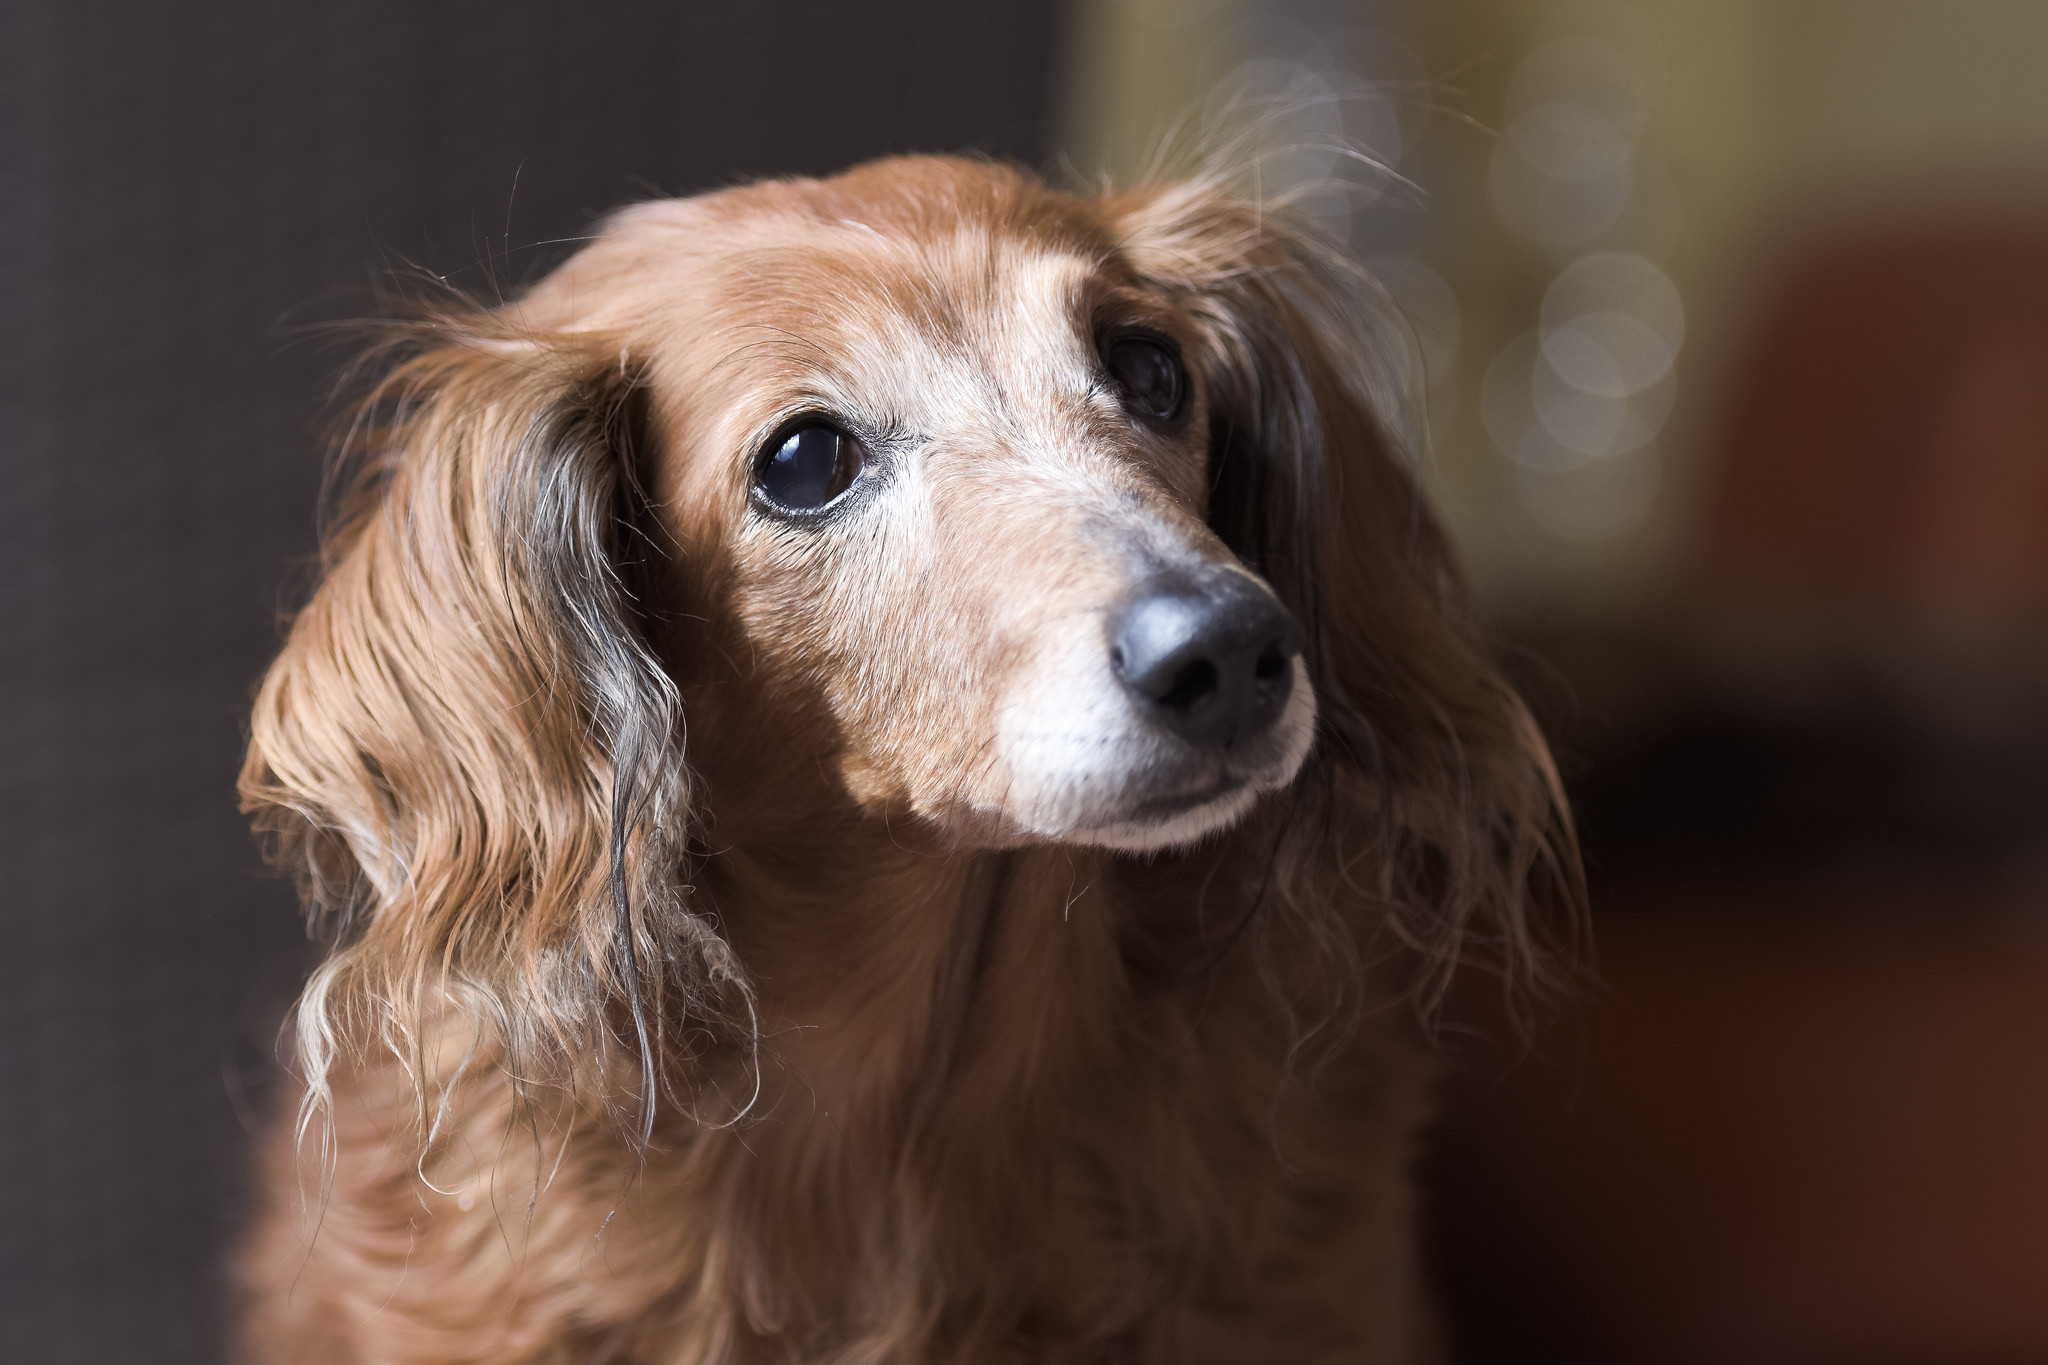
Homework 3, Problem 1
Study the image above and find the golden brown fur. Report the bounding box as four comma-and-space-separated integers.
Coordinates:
238, 156, 1577, 1363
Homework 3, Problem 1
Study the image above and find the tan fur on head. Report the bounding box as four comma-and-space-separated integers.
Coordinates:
238, 154, 1579, 1363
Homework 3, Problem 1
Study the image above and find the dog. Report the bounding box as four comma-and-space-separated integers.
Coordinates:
237, 154, 1576, 1363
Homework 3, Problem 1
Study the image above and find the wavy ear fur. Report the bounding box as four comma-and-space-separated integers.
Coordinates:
241, 318, 748, 1152
1113, 181, 1584, 1023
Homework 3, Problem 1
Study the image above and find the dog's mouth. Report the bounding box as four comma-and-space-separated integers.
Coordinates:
1126, 773, 1250, 822
1054, 707, 1315, 852
1059, 765, 1267, 853
984, 624, 1321, 854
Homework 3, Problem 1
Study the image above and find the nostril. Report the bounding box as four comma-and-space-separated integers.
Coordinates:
1155, 658, 1218, 712
1253, 645, 1288, 684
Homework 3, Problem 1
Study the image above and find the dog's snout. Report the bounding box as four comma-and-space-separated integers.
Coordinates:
1110, 575, 1302, 749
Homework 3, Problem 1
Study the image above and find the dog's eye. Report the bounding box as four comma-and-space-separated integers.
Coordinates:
1105, 332, 1185, 424
756, 422, 862, 512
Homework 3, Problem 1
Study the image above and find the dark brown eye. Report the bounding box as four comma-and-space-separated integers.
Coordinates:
755, 421, 862, 513
1105, 332, 1185, 424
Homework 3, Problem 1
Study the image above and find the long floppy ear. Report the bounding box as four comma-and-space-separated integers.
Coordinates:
1112, 181, 1583, 1011
241, 316, 748, 1150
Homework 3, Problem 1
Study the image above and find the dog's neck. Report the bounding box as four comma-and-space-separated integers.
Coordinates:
698, 813, 1146, 1141
674, 652, 1269, 1157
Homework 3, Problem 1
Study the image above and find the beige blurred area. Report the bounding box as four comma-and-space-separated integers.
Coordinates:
1055, 3, 2048, 1362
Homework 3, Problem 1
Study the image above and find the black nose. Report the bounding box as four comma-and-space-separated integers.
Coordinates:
1110, 573, 1304, 748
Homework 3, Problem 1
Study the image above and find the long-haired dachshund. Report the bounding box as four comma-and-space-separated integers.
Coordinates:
238, 155, 1576, 1364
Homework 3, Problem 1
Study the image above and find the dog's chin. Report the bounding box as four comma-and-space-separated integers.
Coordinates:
1065, 775, 1270, 854
990, 658, 1318, 856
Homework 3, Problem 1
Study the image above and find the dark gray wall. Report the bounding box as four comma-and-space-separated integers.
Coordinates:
0, 4, 1061, 1359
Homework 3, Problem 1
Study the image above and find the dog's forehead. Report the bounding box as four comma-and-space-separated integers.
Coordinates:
724, 226, 1105, 417
682, 216, 1109, 363
534, 162, 1125, 336
582, 199, 1151, 451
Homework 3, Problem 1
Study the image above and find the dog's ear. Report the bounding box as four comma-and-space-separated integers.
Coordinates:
241, 318, 747, 1147
1111, 183, 1583, 1006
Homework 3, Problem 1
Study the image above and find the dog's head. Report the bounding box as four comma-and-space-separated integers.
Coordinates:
516, 158, 1334, 853
245, 157, 1572, 1127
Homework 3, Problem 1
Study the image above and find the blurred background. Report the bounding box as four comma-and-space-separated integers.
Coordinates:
3, 1, 2045, 1361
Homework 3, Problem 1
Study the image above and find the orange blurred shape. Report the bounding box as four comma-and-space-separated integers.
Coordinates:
1707, 218, 2048, 612
1436, 905, 2048, 1365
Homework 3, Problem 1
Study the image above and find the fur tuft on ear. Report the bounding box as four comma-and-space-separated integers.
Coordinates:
241, 315, 751, 1157
1111, 180, 1585, 1036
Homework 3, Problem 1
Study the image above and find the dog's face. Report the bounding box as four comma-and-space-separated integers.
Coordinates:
526, 162, 1315, 852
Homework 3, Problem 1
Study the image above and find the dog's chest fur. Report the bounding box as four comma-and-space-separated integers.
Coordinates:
243, 840, 1434, 1364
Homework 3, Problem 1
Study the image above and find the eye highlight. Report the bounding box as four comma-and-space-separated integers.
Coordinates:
1103, 331, 1186, 425
755, 421, 864, 513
